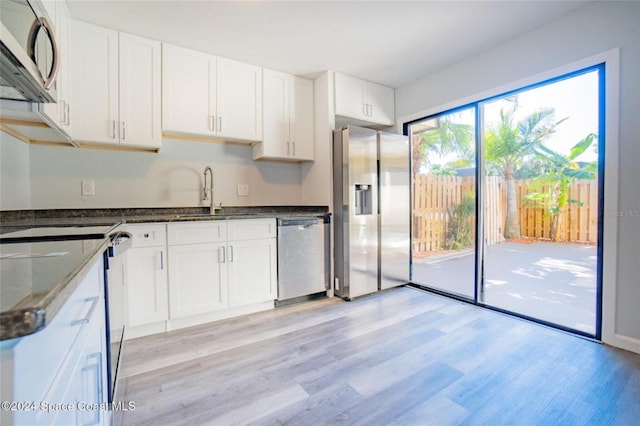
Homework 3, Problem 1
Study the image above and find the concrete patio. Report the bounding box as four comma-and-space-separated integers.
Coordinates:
412, 241, 598, 334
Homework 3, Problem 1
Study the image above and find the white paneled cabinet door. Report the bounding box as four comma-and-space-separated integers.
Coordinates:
334, 72, 395, 126
254, 71, 314, 161
227, 238, 277, 307
260, 68, 290, 158
126, 247, 168, 326
71, 21, 161, 148
162, 44, 216, 137
291, 76, 314, 160
168, 243, 228, 318
334, 72, 366, 121
119, 33, 162, 148
70, 20, 118, 143
216, 57, 262, 141
366, 81, 395, 126
78, 300, 108, 426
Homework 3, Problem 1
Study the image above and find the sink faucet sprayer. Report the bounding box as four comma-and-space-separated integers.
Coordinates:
203, 166, 222, 215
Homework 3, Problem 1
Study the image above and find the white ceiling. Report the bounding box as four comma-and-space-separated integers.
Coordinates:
66, 1, 592, 88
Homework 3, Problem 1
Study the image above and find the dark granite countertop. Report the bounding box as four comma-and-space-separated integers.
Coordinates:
0, 206, 330, 229
0, 237, 109, 341
0, 206, 330, 340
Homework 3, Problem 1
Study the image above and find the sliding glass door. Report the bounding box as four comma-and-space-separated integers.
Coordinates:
410, 107, 477, 299
481, 69, 601, 334
408, 66, 603, 337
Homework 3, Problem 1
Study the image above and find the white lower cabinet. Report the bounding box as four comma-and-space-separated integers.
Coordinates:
0, 256, 107, 426
125, 246, 168, 326
122, 224, 169, 338
227, 238, 277, 307
168, 219, 277, 319
168, 242, 228, 318
123, 219, 277, 338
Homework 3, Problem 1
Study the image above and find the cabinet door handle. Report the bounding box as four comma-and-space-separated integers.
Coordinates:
210, 115, 215, 132
369, 104, 373, 117
121, 121, 126, 140
228, 246, 234, 263
219, 246, 226, 263
111, 120, 116, 139
83, 352, 103, 426
66, 103, 70, 126
292, 142, 296, 156
156, 251, 164, 270
218, 117, 223, 133
71, 296, 99, 326
59, 100, 66, 123
286, 141, 290, 156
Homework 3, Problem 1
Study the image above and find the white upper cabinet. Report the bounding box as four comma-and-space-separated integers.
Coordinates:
216, 57, 262, 141
162, 44, 263, 143
118, 33, 162, 148
69, 21, 118, 144
70, 21, 161, 150
334, 72, 395, 126
161, 44, 215, 137
253, 69, 314, 161
291, 76, 315, 160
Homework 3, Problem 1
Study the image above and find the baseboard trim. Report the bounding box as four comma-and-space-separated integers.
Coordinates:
612, 334, 640, 354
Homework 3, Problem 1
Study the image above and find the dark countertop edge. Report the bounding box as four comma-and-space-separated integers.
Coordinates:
1, 207, 330, 229
0, 206, 330, 227
1, 206, 328, 220
0, 238, 109, 342
121, 212, 331, 224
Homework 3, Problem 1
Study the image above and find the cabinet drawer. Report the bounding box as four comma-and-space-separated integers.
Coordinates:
168, 221, 227, 245
8, 256, 103, 405
37, 296, 105, 426
228, 218, 276, 241
125, 224, 167, 248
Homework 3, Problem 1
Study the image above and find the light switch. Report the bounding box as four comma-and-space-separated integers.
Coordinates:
237, 184, 249, 197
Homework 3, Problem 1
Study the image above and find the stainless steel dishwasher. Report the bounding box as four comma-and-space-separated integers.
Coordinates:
277, 215, 330, 303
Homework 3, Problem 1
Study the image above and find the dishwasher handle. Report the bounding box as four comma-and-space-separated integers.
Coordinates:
276, 216, 329, 228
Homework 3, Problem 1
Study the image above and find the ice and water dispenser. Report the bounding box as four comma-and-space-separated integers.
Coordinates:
354, 184, 372, 215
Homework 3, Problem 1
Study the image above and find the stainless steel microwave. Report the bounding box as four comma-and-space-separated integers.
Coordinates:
0, 0, 59, 103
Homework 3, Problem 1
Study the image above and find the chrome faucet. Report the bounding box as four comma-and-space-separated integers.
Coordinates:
203, 166, 221, 215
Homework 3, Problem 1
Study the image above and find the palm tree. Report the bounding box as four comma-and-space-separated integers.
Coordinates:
484, 105, 566, 239
525, 133, 597, 241
411, 114, 473, 175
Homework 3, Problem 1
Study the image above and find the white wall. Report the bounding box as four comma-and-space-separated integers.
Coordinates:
0, 134, 303, 209
301, 72, 334, 207
0, 133, 31, 210
396, 1, 640, 349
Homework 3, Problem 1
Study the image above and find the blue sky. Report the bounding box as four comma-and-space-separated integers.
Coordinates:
418, 69, 600, 169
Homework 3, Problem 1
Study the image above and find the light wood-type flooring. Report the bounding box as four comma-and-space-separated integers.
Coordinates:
118, 286, 640, 425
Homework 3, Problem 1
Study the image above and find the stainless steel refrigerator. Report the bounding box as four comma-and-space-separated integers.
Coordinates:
333, 125, 410, 299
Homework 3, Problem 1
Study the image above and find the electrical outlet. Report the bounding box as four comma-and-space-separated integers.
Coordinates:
237, 184, 249, 197
81, 180, 95, 196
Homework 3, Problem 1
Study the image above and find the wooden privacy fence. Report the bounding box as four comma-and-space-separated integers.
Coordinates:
413, 175, 597, 253
516, 178, 598, 243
